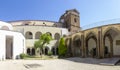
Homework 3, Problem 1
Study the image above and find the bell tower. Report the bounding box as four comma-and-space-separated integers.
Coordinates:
59, 9, 80, 34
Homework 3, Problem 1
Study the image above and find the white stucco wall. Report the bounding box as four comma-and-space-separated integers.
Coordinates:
13, 32, 25, 59
0, 35, 6, 60
60, 28, 69, 36
0, 30, 25, 60
113, 34, 120, 56
12, 26, 68, 49
0, 21, 13, 30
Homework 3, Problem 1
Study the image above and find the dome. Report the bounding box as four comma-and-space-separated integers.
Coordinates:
0, 21, 13, 30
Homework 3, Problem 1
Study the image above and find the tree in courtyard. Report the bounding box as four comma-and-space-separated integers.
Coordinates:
34, 33, 52, 57
58, 37, 67, 57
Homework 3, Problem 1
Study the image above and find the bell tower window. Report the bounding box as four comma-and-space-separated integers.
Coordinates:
74, 18, 77, 23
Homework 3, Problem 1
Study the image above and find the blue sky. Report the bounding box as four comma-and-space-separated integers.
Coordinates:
0, 0, 120, 26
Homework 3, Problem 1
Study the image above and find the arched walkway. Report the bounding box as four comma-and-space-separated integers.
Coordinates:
86, 33, 97, 57
51, 47, 58, 55
51, 48, 55, 55
65, 38, 72, 56
56, 48, 58, 55
31, 48, 35, 55
73, 35, 82, 57
113, 34, 120, 56
45, 47, 49, 55
103, 28, 120, 57
27, 48, 31, 55
104, 35, 112, 57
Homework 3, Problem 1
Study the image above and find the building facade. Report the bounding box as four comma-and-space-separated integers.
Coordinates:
0, 21, 25, 60
65, 24, 120, 58
9, 20, 69, 55
6, 9, 120, 58
8, 9, 80, 56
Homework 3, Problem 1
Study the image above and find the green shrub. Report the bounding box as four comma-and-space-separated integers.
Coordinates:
20, 53, 27, 59
58, 37, 67, 57
48, 51, 53, 56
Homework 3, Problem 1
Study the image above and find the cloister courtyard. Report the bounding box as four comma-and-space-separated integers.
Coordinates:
0, 57, 120, 70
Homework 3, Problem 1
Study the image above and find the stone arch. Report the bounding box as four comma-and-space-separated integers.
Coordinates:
51, 47, 56, 55
56, 47, 58, 55
65, 38, 69, 48
73, 35, 81, 47
25, 31, 33, 39
103, 26, 120, 36
27, 48, 31, 55
54, 33, 60, 40
73, 35, 82, 56
46, 32, 52, 37
1, 26, 9, 30
103, 28, 119, 57
85, 32, 97, 57
85, 31, 97, 39
31, 48, 35, 55
66, 38, 72, 56
45, 47, 49, 55
35, 32, 42, 39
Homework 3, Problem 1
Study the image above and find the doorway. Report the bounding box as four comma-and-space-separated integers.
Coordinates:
6, 36, 13, 59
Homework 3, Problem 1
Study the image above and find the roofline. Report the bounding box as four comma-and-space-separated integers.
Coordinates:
7, 20, 61, 24
82, 23, 120, 31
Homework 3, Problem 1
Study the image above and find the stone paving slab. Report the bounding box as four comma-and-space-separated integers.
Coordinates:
0, 58, 120, 70
99, 58, 120, 66
65, 57, 120, 66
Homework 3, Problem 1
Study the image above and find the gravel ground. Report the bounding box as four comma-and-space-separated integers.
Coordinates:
0, 58, 120, 70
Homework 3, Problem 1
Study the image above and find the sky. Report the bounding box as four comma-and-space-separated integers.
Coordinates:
0, 0, 120, 27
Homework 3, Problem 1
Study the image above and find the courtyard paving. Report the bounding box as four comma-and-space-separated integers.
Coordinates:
0, 57, 120, 70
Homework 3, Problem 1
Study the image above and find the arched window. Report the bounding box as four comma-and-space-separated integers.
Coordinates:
35, 32, 42, 39
1, 26, 9, 30
74, 18, 77, 23
25, 31, 33, 39
54, 33, 60, 40
27, 48, 31, 55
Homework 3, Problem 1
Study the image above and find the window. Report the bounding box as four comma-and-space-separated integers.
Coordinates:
25, 23, 29, 25
1, 26, 9, 30
54, 33, 60, 40
74, 18, 77, 23
29, 32, 32, 35
35, 32, 42, 39
68, 28, 71, 32
25, 31, 33, 39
